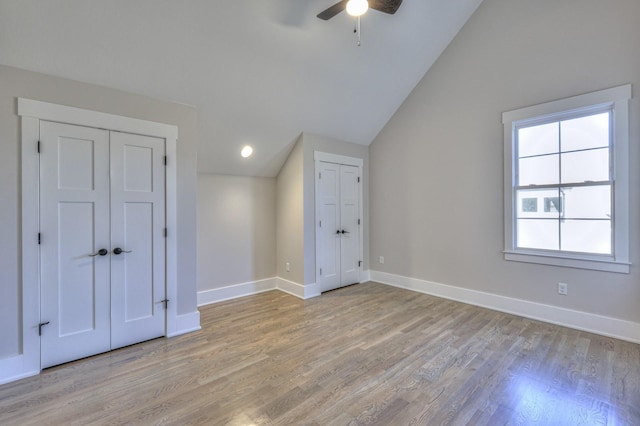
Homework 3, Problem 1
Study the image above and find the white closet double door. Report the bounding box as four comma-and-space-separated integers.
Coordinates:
316, 161, 361, 293
39, 121, 166, 368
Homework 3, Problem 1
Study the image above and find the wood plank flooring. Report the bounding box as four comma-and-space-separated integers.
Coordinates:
1, 282, 639, 425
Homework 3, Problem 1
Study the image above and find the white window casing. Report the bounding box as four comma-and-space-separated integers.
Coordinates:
502, 85, 631, 273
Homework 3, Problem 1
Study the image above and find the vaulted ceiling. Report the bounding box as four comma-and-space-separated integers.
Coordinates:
0, 0, 483, 176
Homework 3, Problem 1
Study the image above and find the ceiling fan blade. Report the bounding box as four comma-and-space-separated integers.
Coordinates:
317, 0, 348, 20
369, 0, 403, 15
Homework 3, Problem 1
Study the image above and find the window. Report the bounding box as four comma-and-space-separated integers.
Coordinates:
503, 85, 631, 273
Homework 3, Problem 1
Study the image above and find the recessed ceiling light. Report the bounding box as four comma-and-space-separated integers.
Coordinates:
240, 145, 254, 158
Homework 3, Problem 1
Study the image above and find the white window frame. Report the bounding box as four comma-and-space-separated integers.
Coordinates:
503, 85, 631, 273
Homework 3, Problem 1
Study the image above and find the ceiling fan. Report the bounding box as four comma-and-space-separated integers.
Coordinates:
317, 0, 403, 20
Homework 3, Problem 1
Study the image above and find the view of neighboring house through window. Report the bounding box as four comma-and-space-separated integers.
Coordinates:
515, 110, 612, 254
503, 85, 630, 273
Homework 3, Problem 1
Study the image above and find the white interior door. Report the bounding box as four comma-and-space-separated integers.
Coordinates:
339, 165, 360, 285
110, 132, 166, 349
317, 162, 341, 292
40, 122, 111, 368
316, 160, 361, 293
40, 122, 166, 367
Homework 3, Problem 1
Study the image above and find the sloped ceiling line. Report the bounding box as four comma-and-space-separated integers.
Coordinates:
0, 0, 483, 176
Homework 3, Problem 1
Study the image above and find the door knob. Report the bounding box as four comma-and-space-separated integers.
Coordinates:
341, 230, 350, 234
336, 230, 341, 235
88, 248, 109, 257
113, 247, 132, 255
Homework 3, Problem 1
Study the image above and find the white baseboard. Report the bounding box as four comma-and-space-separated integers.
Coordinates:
276, 278, 320, 299
197, 277, 320, 307
361, 270, 371, 283
302, 282, 321, 299
0, 354, 39, 385
167, 310, 202, 337
275, 277, 302, 298
370, 270, 640, 344
198, 278, 277, 306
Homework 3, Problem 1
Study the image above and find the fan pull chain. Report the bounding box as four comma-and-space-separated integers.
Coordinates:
353, 16, 362, 46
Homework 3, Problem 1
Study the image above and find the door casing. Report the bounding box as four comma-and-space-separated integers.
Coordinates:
314, 151, 364, 292
19, 98, 179, 374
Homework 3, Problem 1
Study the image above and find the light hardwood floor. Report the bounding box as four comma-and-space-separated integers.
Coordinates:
1, 282, 639, 425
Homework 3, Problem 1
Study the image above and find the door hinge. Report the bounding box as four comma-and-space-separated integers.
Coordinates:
38, 233, 41, 245
319, 220, 322, 228
319, 172, 321, 179
37, 141, 41, 153
358, 219, 361, 225
319, 268, 322, 275
358, 260, 362, 267
164, 228, 168, 238
164, 156, 167, 166
357, 177, 360, 183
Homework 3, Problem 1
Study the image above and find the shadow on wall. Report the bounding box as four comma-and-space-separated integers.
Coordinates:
258, 134, 300, 177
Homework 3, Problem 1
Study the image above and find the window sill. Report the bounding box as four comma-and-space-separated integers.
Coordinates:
504, 250, 630, 274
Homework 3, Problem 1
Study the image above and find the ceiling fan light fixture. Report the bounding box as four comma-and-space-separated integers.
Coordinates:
346, 0, 368, 17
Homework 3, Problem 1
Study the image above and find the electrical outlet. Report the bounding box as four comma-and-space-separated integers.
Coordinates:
558, 282, 568, 295
379, 256, 384, 264
285, 262, 290, 272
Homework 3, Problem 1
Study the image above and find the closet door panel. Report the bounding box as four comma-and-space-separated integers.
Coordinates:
40, 121, 111, 368
110, 132, 166, 349
317, 162, 341, 292
339, 165, 360, 286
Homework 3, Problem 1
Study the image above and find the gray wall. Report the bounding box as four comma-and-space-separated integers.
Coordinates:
370, 0, 640, 322
0, 65, 198, 360
197, 174, 276, 290
276, 138, 305, 284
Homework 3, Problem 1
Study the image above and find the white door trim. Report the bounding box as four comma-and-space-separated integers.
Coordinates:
314, 151, 364, 292
18, 98, 179, 376
314, 151, 363, 168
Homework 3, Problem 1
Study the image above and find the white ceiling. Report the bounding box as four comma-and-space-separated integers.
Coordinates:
0, 0, 483, 177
